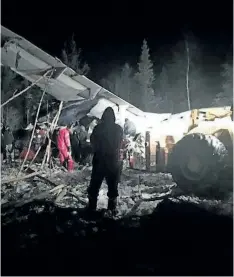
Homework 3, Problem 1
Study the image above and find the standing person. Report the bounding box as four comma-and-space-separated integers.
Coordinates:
3, 126, 14, 164
79, 125, 90, 165
57, 123, 74, 172
87, 119, 98, 142
86, 107, 123, 215
70, 130, 81, 163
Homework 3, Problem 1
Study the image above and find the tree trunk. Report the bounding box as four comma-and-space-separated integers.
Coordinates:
185, 38, 191, 110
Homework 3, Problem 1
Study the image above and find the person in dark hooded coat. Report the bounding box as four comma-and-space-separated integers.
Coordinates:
87, 107, 123, 214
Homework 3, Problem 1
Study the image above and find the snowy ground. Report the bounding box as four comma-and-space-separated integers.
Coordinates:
1, 164, 176, 217
1, 162, 233, 275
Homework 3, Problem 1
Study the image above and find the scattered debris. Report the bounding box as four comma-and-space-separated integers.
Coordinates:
1, 163, 233, 276
1, 170, 41, 184
2, 163, 232, 218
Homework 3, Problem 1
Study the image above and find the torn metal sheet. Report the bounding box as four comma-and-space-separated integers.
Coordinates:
1, 25, 145, 117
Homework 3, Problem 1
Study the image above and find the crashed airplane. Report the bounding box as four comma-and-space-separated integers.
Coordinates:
1, 25, 154, 133
1, 25, 172, 171
2, 25, 232, 174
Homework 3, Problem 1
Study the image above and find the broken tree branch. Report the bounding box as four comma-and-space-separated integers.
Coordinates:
1, 171, 40, 184
68, 192, 87, 205
18, 91, 46, 174
24, 167, 58, 187
124, 191, 177, 218
25, 146, 41, 169
2, 184, 65, 210
1, 69, 53, 108
41, 101, 63, 169
18, 70, 54, 175
55, 187, 67, 203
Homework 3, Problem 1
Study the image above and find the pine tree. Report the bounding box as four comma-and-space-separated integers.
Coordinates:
120, 63, 133, 102
222, 60, 233, 98
21, 78, 56, 125
1, 66, 24, 126
61, 34, 90, 75
213, 58, 233, 106
135, 39, 155, 111
156, 65, 172, 112
169, 33, 209, 112
100, 63, 134, 103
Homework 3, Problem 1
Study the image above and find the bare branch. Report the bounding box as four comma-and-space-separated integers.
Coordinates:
41, 101, 63, 169
61, 35, 90, 76
18, 70, 54, 175
1, 69, 53, 108
2, 171, 41, 185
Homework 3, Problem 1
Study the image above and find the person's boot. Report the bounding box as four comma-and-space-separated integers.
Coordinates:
6, 157, 10, 166
106, 197, 117, 217
67, 159, 74, 172
9, 158, 12, 167
85, 196, 97, 214
62, 160, 68, 170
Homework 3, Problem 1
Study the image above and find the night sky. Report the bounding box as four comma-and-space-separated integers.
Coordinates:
2, 0, 233, 80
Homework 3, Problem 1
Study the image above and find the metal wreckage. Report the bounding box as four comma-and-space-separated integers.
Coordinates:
1, 25, 233, 212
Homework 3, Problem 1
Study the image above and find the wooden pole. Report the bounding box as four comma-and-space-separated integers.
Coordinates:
18, 70, 54, 175
26, 146, 42, 169
2, 171, 40, 184
41, 101, 63, 169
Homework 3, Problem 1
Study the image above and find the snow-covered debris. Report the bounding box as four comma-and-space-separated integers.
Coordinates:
1, 163, 233, 221
1, 163, 233, 276
1, 164, 176, 217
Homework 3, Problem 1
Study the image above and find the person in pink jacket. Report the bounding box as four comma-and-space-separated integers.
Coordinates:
57, 124, 74, 172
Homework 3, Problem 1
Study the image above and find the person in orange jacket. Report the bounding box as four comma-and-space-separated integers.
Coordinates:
57, 123, 74, 172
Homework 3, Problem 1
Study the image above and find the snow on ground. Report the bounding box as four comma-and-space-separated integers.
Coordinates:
1, 163, 177, 217
1, 163, 233, 275
1, 162, 232, 218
